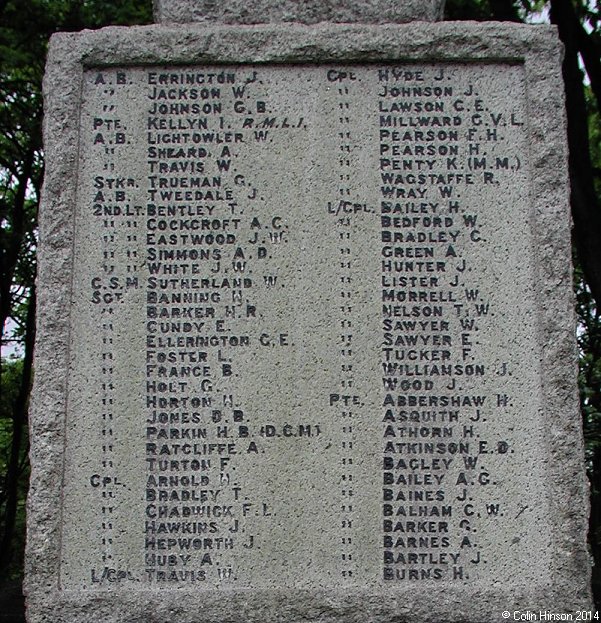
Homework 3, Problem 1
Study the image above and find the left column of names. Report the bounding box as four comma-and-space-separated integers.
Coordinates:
62, 68, 146, 587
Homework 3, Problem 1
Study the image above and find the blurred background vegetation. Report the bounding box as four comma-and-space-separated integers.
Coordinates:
0, 0, 600, 619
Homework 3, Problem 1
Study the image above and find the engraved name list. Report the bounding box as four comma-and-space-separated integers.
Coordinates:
59, 63, 550, 592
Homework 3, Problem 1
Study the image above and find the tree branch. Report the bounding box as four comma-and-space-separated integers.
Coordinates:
0, 146, 35, 340
550, 0, 601, 312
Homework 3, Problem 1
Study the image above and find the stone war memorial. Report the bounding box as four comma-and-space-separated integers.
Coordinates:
25, 0, 593, 621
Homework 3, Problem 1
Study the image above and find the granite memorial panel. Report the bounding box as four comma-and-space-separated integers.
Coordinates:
26, 16, 591, 623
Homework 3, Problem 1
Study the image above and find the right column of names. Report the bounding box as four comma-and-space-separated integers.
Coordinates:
377, 64, 538, 584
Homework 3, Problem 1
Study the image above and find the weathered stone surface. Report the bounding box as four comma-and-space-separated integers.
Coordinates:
153, 0, 445, 24
26, 20, 591, 623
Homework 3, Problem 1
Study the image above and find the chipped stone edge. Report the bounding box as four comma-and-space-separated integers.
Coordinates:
26, 21, 591, 623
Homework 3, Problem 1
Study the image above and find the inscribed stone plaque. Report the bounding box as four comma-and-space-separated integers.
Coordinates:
26, 22, 591, 623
